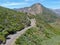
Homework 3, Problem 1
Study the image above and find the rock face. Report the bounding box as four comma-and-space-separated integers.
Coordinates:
29, 3, 42, 15
17, 3, 43, 15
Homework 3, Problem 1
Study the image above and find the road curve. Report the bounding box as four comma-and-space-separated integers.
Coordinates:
2, 19, 36, 45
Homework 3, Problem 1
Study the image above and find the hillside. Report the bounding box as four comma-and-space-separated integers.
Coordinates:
0, 6, 31, 44
15, 14, 60, 45
0, 3, 60, 45
15, 3, 60, 45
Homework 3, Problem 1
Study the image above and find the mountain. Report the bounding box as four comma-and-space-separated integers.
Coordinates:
54, 9, 60, 15
16, 3, 58, 23
16, 3, 42, 15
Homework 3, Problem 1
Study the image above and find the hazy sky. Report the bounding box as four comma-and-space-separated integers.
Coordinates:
0, 0, 60, 9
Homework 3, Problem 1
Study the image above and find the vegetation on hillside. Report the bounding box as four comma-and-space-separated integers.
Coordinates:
15, 6, 60, 45
15, 15, 60, 45
0, 6, 31, 43
0, 3, 59, 45
15, 26, 57, 45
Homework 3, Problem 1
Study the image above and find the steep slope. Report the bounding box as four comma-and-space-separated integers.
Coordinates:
0, 6, 31, 44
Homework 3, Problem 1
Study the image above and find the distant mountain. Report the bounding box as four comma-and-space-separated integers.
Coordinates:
16, 3, 58, 22
54, 9, 60, 15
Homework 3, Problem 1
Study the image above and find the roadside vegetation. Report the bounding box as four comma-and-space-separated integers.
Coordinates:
15, 15, 60, 45
0, 6, 31, 43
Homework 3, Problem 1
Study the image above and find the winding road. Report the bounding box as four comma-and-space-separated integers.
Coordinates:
1, 19, 36, 45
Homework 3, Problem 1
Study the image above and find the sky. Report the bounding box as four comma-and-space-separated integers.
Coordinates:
0, 0, 60, 9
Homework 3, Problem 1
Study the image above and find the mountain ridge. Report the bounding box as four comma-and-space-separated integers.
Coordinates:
17, 3, 58, 22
